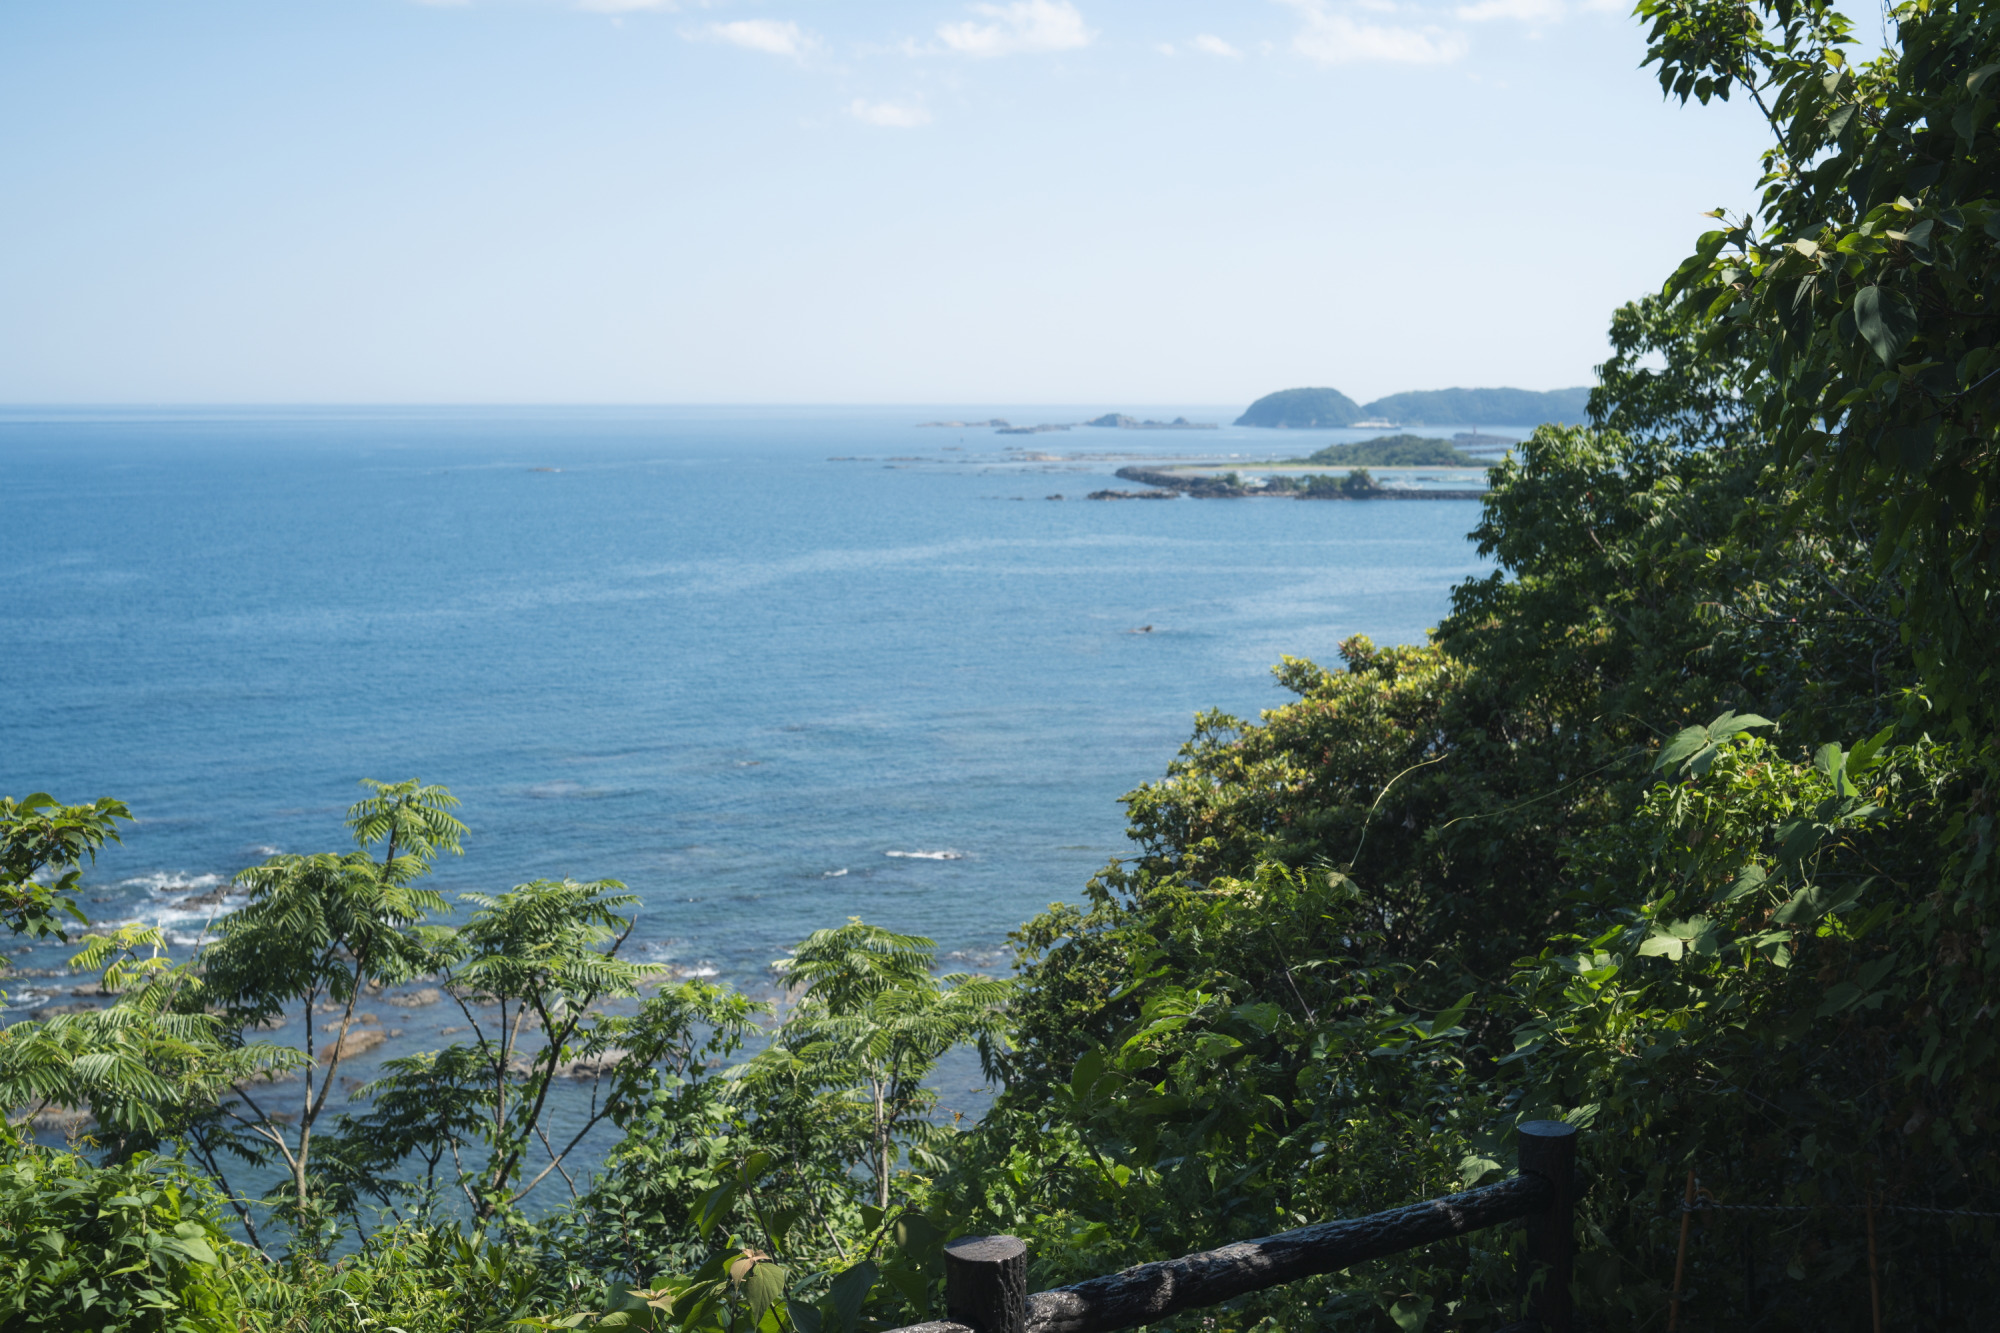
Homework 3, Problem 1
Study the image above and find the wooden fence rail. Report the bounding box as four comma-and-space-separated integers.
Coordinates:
894, 1120, 1575, 1333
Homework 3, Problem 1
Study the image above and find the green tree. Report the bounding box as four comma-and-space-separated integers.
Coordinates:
423, 877, 656, 1221
199, 779, 461, 1227
342, 878, 762, 1229
740, 921, 1008, 1213
1648, 0, 2000, 733
0, 923, 300, 1182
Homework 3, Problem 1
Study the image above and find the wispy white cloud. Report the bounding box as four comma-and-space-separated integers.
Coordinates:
849, 98, 933, 128
1456, 0, 1562, 20
1190, 33, 1243, 57
694, 19, 813, 59
937, 0, 1093, 57
576, 0, 675, 12
1280, 0, 1467, 64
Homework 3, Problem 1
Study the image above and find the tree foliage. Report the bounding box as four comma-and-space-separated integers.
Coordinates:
0, 793, 130, 942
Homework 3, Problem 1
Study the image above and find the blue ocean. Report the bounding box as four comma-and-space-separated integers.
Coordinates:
1, 405, 1497, 1134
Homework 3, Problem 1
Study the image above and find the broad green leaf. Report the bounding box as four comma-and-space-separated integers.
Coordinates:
1857, 954, 1899, 990
171, 1235, 217, 1265
1720, 862, 1768, 903
1458, 1153, 1503, 1188
1069, 1046, 1104, 1099
1431, 990, 1476, 1034
1854, 285, 1918, 364
1710, 711, 1774, 740
1845, 725, 1895, 779
893, 1211, 945, 1261
823, 1261, 877, 1333
881, 1263, 929, 1315
689, 1182, 739, 1237
1776, 818, 1822, 865
1655, 725, 1711, 772
744, 1262, 788, 1331
1188, 1032, 1243, 1063
1774, 880, 1866, 926
1390, 1295, 1435, 1332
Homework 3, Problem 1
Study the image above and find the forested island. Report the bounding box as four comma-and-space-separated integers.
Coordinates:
1086, 436, 1485, 499
1296, 434, 1479, 466
1234, 385, 1590, 429
8, 2, 2000, 1330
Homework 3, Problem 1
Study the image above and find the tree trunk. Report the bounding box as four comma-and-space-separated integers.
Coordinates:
875, 1077, 890, 1211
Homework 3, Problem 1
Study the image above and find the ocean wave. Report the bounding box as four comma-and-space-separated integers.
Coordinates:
96, 870, 246, 944
636, 939, 720, 982
120, 871, 225, 894
821, 868, 848, 878
885, 849, 966, 861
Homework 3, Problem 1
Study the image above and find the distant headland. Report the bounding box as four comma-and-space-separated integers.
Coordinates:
1235, 385, 1590, 429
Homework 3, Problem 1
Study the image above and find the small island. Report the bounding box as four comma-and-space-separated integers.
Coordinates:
1294, 434, 1479, 466
916, 413, 1217, 432
1083, 414, 1218, 430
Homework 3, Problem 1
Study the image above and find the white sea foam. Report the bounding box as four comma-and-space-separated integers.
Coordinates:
121, 871, 225, 894
885, 850, 965, 861
821, 868, 848, 878
103, 870, 245, 945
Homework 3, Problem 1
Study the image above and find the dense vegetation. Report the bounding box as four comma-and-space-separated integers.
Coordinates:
1295, 435, 1479, 466
9, 0, 2000, 1327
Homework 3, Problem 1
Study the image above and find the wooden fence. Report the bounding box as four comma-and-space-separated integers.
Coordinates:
891, 1120, 1576, 1333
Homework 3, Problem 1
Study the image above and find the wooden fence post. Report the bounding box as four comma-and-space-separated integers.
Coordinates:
1517, 1120, 1577, 1333
945, 1235, 1027, 1333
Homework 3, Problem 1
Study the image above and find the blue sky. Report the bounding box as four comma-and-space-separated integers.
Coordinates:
0, 0, 1778, 404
